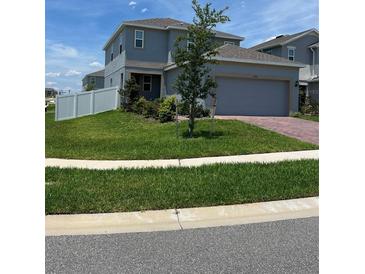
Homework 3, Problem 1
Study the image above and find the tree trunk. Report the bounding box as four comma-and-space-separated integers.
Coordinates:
188, 102, 196, 138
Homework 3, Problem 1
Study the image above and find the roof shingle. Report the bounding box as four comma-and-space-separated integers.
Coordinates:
216, 44, 303, 67
250, 29, 318, 50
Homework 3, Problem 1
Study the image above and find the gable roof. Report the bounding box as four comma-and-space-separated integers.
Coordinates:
83, 69, 105, 80
103, 18, 244, 50
215, 44, 303, 67
164, 44, 304, 71
250, 28, 319, 51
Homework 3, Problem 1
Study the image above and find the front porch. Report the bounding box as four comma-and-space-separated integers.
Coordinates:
124, 69, 166, 101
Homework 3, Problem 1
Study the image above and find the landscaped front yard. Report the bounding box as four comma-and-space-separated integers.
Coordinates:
46, 159, 319, 214
46, 110, 317, 160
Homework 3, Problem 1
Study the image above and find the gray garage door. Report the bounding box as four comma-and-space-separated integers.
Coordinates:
215, 77, 289, 116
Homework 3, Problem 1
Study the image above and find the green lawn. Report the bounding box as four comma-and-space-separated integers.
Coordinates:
295, 114, 319, 122
45, 160, 319, 214
46, 103, 55, 113
46, 110, 317, 160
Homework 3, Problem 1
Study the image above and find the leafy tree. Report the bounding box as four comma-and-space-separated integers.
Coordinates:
84, 83, 95, 91
118, 77, 140, 111
173, 0, 230, 137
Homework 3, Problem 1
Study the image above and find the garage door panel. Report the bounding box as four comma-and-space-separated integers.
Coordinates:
215, 77, 289, 116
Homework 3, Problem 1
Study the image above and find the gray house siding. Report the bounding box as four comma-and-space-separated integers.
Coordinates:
166, 29, 240, 63
105, 67, 126, 89
124, 26, 169, 63
262, 34, 318, 65
105, 32, 126, 66
263, 46, 282, 57
283, 34, 318, 64
83, 76, 104, 90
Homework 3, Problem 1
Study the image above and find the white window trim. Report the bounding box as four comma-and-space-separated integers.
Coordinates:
187, 40, 194, 49
288, 46, 296, 61
224, 41, 235, 45
135, 30, 144, 48
143, 75, 152, 92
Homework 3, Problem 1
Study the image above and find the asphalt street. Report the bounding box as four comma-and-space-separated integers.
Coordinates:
46, 217, 318, 273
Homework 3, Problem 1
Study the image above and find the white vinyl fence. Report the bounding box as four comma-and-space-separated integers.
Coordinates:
55, 87, 120, 121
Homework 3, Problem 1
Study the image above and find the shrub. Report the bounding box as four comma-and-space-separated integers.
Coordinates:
143, 100, 160, 119
301, 96, 319, 115
158, 96, 176, 123
133, 97, 148, 115
118, 77, 140, 111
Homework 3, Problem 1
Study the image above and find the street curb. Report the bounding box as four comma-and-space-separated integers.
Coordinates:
46, 197, 319, 236
46, 150, 319, 170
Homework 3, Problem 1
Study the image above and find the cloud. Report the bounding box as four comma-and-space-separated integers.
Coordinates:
141, 8, 148, 13
46, 81, 57, 86
89, 61, 103, 68
129, 1, 137, 9
46, 72, 61, 77
240, 1, 245, 8
48, 43, 78, 58
65, 70, 81, 76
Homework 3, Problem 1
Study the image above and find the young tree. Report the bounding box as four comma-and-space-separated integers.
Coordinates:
173, 0, 230, 137
118, 77, 140, 111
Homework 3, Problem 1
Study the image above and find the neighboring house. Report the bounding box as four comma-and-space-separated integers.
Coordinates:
103, 18, 303, 116
250, 29, 319, 104
45, 87, 57, 98
82, 69, 105, 90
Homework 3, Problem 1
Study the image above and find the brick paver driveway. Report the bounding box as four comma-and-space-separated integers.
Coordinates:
216, 116, 319, 145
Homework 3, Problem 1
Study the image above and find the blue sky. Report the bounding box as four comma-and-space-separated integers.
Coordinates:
46, 0, 318, 91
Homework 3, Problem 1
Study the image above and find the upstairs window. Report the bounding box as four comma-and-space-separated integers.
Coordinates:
187, 40, 194, 50
135, 30, 144, 48
143, 75, 152, 92
186, 33, 194, 50
224, 41, 235, 45
288, 47, 296, 61
110, 78, 113, 87
119, 44, 123, 54
110, 52, 114, 61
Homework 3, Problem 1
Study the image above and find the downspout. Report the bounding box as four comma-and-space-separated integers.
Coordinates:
310, 47, 315, 78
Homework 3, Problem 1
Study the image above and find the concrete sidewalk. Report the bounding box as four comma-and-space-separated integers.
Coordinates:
46, 197, 319, 236
46, 150, 319, 170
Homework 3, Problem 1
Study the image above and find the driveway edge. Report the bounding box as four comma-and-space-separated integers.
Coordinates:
46, 197, 319, 236
46, 150, 319, 170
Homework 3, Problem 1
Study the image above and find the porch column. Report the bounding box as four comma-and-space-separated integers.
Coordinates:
160, 73, 167, 98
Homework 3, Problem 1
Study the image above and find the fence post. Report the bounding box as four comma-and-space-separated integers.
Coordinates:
114, 87, 119, 109
73, 93, 78, 118
55, 96, 58, 121
90, 90, 95, 115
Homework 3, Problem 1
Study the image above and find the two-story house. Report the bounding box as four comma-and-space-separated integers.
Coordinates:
82, 69, 105, 90
103, 18, 304, 116
250, 29, 319, 104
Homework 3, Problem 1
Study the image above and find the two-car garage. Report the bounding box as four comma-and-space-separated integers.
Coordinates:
214, 77, 290, 116
165, 45, 303, 116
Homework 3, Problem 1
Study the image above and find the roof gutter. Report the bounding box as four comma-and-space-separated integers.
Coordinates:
164, 57, 304, 71
213, 56, 305, 68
